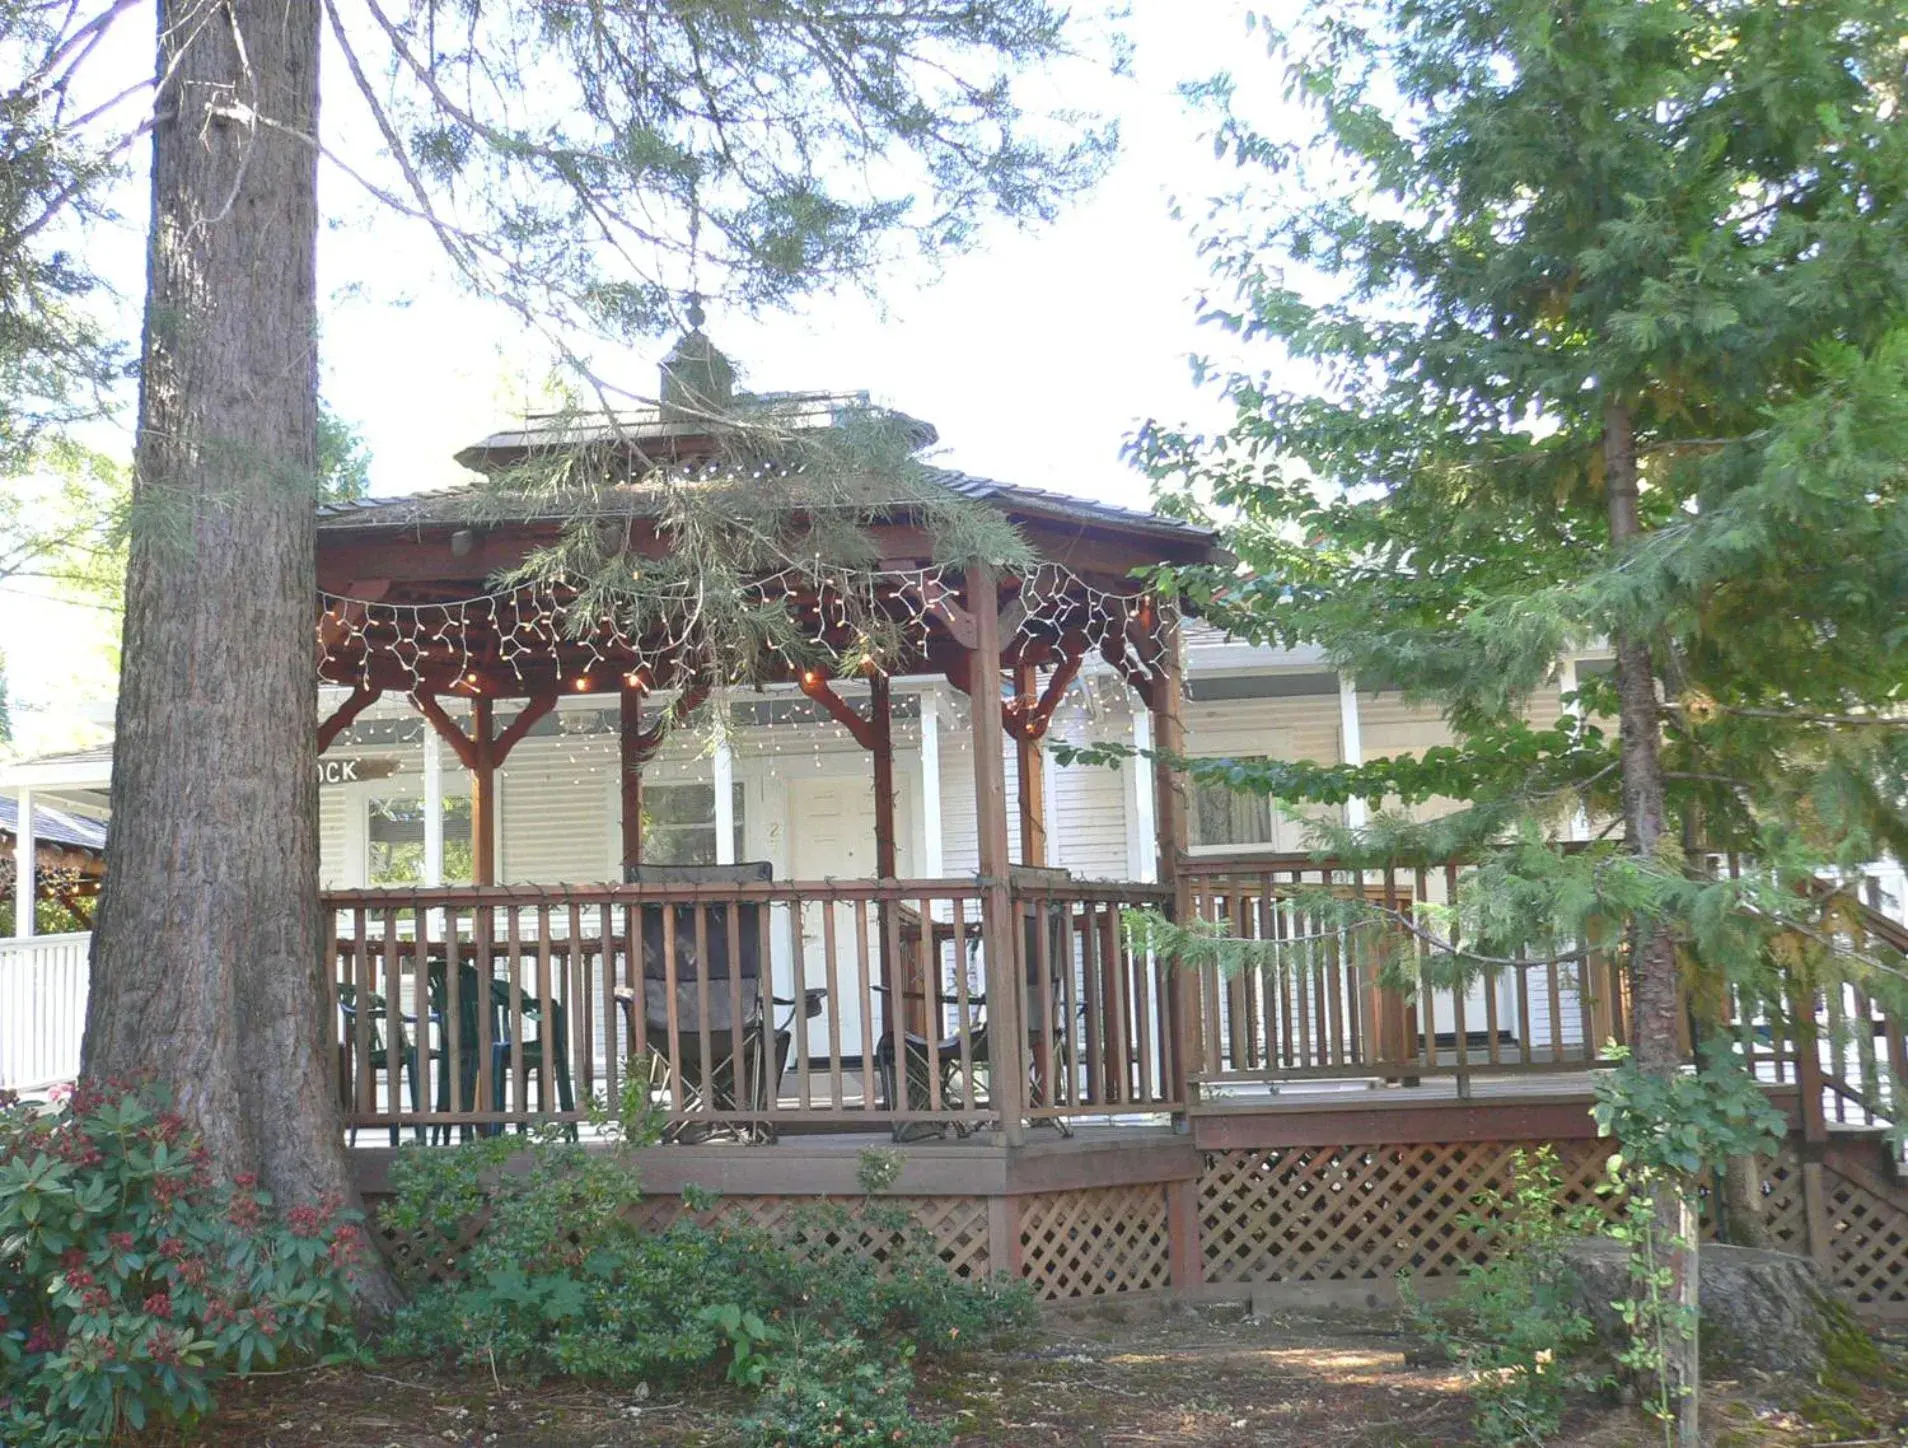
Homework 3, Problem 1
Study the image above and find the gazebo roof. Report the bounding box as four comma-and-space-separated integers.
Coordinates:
316, 464, 1211, 554
314, 340, 1220, 703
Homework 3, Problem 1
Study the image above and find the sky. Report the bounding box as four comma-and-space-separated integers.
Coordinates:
1, 0, 1286, 758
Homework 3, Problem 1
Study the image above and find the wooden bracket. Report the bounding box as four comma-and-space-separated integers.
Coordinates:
627, 683, 713, 766
1003, 646, 1085, 743
797, 671, 877, 751
318, 685, 383, 754
413, 691, 479, 771
491, 694, 557, 764
920, 577, 977, 650
412, 690, 557, 769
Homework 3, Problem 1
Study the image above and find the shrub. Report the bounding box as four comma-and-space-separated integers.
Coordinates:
1405, 1146, 1602, 1447
739, 1333, 944, 1448
380, 1130, 1035, 1444
0, 1082, 361, 1446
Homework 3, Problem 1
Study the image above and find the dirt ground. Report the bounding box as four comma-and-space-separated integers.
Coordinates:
159, 1303, 1908, 1447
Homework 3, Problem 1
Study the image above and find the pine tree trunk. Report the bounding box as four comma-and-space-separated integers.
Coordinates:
1604, 403, 1699, 1448
84, 0, 392, 1304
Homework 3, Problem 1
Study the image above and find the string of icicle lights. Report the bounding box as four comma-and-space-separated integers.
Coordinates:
316, 561, 1175, 696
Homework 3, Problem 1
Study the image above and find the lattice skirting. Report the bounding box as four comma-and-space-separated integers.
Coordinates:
364, 1134, 1908, 1312
1822, 1165, 1908, 1313
1019, 1184, 1171, 1299
1200, 1139, 1621, 1285
1197, 1140, 1885, 1301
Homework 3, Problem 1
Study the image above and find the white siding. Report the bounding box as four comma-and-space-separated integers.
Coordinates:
496, 733, 617, 884
318, 789, 351, 888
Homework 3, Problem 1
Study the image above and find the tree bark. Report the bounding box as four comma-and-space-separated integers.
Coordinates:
85, 0, 391, 1303
1604, 402, 1698, 1448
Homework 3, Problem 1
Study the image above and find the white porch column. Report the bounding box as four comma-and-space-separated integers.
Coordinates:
12, 786, 34, 939
713, 705, 736, 865
1127, 707, 1158, 883
1338, 673, 1367, 830
422, 728, 445, 886
918, 688, 944, 877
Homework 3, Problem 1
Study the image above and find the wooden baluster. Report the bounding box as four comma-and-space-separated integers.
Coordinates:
1131, 898, 1157, 1105
919, 894, 942, 1114
727, 901, 748, 1124
348, 907, 369, 1126
1826, 982, 1849, 1125
661, 900, 682, 1115
1509, 945, 1529, 1066
1061, 898, 1083, 1108
791, 896, 811, 1112
951, 897, 975, 1114
536, 905, 555, 1115
599, 902, 618, 1112
474, 904, 495, 1132
1269, 885, 1290, 1071
569, 902, 588, 1110
1107, 900, 1132, 1102
1324, 871, 1347, 1067
821, 896, 844, 1109
693, 902, 714, 1116
854, 899, 875, 1112
1078, 896, 1103, 1106
1577, 946, 1597, 1069
508, 906, 526, 1121
758, 899, 779, 1122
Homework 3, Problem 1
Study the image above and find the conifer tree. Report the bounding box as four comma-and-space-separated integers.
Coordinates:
1131, 4, 1908, 1437
10, 0, 1120, 1309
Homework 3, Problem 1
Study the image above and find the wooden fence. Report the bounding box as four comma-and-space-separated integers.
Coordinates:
1181, 855, 1630, 1095
323, 876, 1176, 1139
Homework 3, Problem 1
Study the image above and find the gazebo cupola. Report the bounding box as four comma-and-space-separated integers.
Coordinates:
657, 304, 736, 422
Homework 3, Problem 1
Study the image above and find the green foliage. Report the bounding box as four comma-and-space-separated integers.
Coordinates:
1406, 1148, 1602, 1447
1112, 0, 1908, 1154
0, 1082, 361, 1447
1591, 1044, 1788, 1179
1599, 1162, 1696, 1444
315, 409, 373, 503
379, 1132, 1035, 1445
0, 2, 123, 474
739, 1334, 943, 1448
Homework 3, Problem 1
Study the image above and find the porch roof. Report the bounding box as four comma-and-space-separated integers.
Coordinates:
0, 795, 107, 856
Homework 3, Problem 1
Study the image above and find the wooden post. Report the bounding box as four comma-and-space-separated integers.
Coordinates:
1151, 607, 1198, 1110
867, 672, 913, 1037
414, 692, 554, 889
968, 561, 1026, 1145
619, 682, 644, 876
1014, 663, 1047, 867
470, 697, 496, 886
1166, 1177, 1203, 1290
869, 673, 898, 880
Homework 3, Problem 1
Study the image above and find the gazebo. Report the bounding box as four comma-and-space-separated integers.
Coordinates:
313, 332, 1223, 1147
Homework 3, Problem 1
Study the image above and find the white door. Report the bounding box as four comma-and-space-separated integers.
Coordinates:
785, 778, 877, 1081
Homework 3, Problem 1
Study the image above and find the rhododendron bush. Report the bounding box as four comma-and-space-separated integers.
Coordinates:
0, 1082, 360, 1445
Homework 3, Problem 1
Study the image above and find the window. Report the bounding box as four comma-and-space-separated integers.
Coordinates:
1188, 760, 1275, 849
641, 782, 746, 866
367, 795, 473, 885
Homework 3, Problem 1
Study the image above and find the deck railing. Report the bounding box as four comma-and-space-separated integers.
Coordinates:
1181, 855, 1631, 1094
323, 876, 1175, 1139
0, 932, 90, 1092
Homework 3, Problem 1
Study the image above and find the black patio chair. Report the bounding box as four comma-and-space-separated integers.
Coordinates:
337, 978, 423, 1148
615, 861, 820, 1144
873, 867, 1077, 1141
